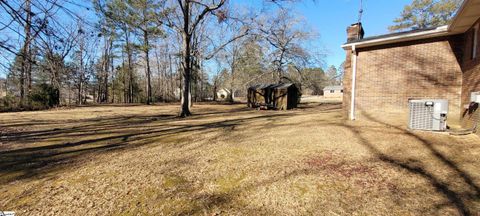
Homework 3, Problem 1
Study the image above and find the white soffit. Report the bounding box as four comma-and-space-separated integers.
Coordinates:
449, 0, 480, 33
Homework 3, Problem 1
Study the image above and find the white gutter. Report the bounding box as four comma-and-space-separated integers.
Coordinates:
350, 45, 357, 120
342, 25, 450, 49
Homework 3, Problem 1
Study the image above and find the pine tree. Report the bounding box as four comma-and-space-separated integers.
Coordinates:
127, 0, 164, 105
389, 0, 462, 32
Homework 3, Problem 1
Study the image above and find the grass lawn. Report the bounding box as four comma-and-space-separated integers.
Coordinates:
0, 102, 479, 215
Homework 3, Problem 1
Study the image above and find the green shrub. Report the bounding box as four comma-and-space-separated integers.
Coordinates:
28, 84, 60, 109
0, 95, 21, 111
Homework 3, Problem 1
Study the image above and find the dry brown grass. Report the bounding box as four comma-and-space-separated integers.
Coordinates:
0, 102, 479, 215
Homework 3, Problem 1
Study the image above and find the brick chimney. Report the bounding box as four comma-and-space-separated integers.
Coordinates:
347, 23, 365, 42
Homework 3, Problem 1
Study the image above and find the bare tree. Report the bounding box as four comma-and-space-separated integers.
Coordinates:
161, 0, 227, 117
0, 0, 53, 105
212, 14, 251, 103
71, 24, 99, 105
38, 22, 80, 105
258, 10, 313, 82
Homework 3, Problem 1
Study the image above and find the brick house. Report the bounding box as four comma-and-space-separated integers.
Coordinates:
341, 0, 480, 134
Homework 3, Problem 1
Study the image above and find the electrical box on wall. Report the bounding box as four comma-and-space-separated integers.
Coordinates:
471, 92, 480, 103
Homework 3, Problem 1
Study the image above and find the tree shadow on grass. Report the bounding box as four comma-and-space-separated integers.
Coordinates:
205, 108, 479, 215
0, 107, 296, 184
5, 103, 478, 214
340, 110, 480, 215
193, 105, 477, 214
0, 106, 252, 143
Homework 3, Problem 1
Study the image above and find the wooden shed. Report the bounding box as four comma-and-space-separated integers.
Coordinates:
247, 84, 270, 108
247, 83, 300, 110
271, 83, 299, 110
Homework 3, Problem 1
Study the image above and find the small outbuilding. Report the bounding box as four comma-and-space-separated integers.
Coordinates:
216, 88, 231, 100
323, 85, 343, 98
247, 84, 270, 108
271, 83, 300, 110
247, 83, 300, 110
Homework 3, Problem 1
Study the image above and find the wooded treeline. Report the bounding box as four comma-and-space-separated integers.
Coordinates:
0, 0, 341, 115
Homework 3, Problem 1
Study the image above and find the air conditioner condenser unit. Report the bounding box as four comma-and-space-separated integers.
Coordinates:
409, 99, 448, 131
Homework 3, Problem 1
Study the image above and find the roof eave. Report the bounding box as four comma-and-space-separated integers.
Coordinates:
448, 0, 480, 33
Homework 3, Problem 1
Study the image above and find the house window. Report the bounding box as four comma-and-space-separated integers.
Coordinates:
473, 24, 478, 59
330, 90, 335, 93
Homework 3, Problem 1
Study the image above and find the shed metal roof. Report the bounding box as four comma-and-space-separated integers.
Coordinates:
270, 83, 294, 89
248, 84, 271, 90
249, 83, 295, 90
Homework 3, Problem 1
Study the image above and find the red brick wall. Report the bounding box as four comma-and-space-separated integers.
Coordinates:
343, 36, 464, 123
461, 19, 480, 135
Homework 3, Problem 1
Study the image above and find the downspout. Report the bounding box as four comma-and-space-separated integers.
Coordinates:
350, 45, 358, 120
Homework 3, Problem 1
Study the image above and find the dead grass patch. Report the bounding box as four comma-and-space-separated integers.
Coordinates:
0, 102, 479, 215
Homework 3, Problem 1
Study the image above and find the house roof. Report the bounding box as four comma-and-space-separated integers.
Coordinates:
323, 85, 343, 91
342, 0, 480, 49
346, 26, 443, 44
217, 88, 231, 94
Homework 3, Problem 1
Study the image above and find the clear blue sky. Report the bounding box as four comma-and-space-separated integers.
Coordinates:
292, 0, 411, 68
0, 0, 412, 78
232, 0, 412, 69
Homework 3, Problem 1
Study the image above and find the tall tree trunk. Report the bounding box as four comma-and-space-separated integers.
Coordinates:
25, 0, 32, 101
154, 48, 163, 102
102, 37, 111, 103
179, 1, 192, 117
169, 54, 174, 101
193, 65, 198, 103
125, 29, 134, 103
162, 48, 168, 102
111, 48, 115, 103
121, 47, 127, 103
213, 80, 218, 101
200, 67, 204, 101
228, 52, 236, 103
277, 50, 286, 83
68, 82, 71, 105
78, 40, 84, 105
20, 0, 32, 107
144, 31, 152, 105
78, 78, 83, 105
